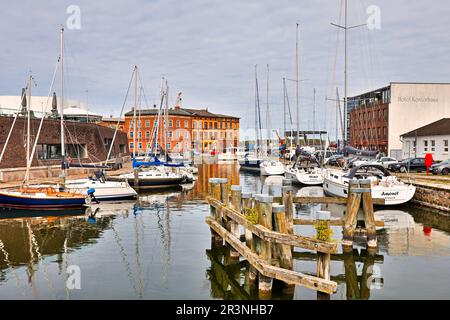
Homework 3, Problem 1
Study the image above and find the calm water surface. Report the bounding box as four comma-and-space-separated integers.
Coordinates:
0, 164, 449, 300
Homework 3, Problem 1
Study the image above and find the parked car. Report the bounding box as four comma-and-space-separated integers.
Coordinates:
430, 160, 450, 175
388, 158, 434, 173
370, 157, 399, 169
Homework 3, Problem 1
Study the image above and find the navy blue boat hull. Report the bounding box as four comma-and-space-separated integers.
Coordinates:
0, 193, 86, 209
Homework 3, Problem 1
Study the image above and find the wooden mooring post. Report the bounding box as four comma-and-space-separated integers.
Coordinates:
209, 178, 223, 246
342, 179, 378, 249
254, 194, 274, 299
315, 210, 332, 300
282, 179, 294, 234
229, 185, 242, 260
241, 191, 258, 284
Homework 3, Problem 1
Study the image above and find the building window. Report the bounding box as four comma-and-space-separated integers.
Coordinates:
130, 142, 134, 150
145, 120, 150, 127
184, 120, 189, 128
137, 121, 141, 128
431, 140, 435, 152
424, 140, 428, 152
167, 143, 171, 150
129, 132, 134, 138
138, 132, 142, 139
146, 131, 150, 139
169, 119, 173, 128
444, 140, 449, 153
176, 120, 180, 128
138, 142, 142, 150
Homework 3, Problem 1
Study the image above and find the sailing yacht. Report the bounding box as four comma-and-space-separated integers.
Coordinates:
285, 156, 324, 185
259, 65, 285, 176
323, 164, 416, 205
0, 29, 87, 210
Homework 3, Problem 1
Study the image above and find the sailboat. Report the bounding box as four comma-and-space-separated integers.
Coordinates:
285, 155, 324, 185
109, 72, 185, 189
239, 65, 264, 172
259, 65, 285, 176
322, 1, 415, 204
0, 29, 87, 209
27, 30, 137, 202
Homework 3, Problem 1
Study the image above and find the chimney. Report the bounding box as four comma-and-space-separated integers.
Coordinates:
175, 92, 182, 110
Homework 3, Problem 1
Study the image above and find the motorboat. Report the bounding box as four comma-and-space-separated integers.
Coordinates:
260, 159, 285, 176
285, 156, 324, 185
323, 164, 416, 206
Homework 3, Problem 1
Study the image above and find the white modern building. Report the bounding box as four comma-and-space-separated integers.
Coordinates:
401, 118, 450, 161
0, 95, 102, 122
349, 82, 450, 159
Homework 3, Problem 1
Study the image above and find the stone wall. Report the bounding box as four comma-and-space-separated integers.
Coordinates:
412, 185, 450, 213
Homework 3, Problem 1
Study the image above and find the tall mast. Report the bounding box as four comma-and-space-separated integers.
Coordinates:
254, 65, 258, 157
164, 80, 169, 163
133, 66, 138, 158
24, 75, 32, 185
295, 23, 300, 146
266, 64, 270, 156
60, 27, 66, 185
313, 88, 316, 148
344, 0, 348, 146
283, 78, 286, 145
255, 66, 262, 158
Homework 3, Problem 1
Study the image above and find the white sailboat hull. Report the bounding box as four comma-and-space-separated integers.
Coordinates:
65, 179, 138, 200
323, 170, 416, 206
285, 168, 324, 186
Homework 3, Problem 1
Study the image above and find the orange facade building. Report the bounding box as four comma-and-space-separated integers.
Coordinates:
124, 106, 239, 156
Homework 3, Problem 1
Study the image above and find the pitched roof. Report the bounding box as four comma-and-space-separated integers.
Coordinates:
124, 108, 192, 117
125, 107, 239, 119
401, 118, 450, 138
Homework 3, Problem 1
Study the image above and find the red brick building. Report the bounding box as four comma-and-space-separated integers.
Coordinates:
124, 106, 239, 156
348, 86, 390, 155
0, 116, 129, 169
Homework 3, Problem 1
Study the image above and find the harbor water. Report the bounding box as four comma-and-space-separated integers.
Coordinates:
0, 163, 449, 300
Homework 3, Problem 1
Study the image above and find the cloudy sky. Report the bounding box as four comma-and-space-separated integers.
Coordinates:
1, 0, 450, 137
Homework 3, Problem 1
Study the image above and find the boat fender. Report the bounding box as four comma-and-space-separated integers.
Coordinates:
87, 188, 96, 195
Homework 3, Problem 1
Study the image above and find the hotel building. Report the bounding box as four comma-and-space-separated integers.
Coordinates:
348, 82, 450, 159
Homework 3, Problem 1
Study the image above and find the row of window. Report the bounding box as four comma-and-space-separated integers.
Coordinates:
129, 130, 237, 140
192, 120, 237, 130
353, 127, 387, 140
355, 109, 388, 123
423, 140, 449, 153
130, 119, 189, 129
130, 141, 189, 151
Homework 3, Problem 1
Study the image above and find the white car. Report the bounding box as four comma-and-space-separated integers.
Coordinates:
370, 157, 399, 169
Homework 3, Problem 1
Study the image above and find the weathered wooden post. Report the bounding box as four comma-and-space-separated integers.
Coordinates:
272, 204, 293, 270
315, 210, 332, 300
133, 168, 140, 192
228, 185, 242, 259
255, 194, 273, 299
282, 179, 294, 234
209, 178, 223, 246
241, 192, 257, 284
360, 180, 377, 248
218, 178, 229, 205
342, 180, 362, 247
